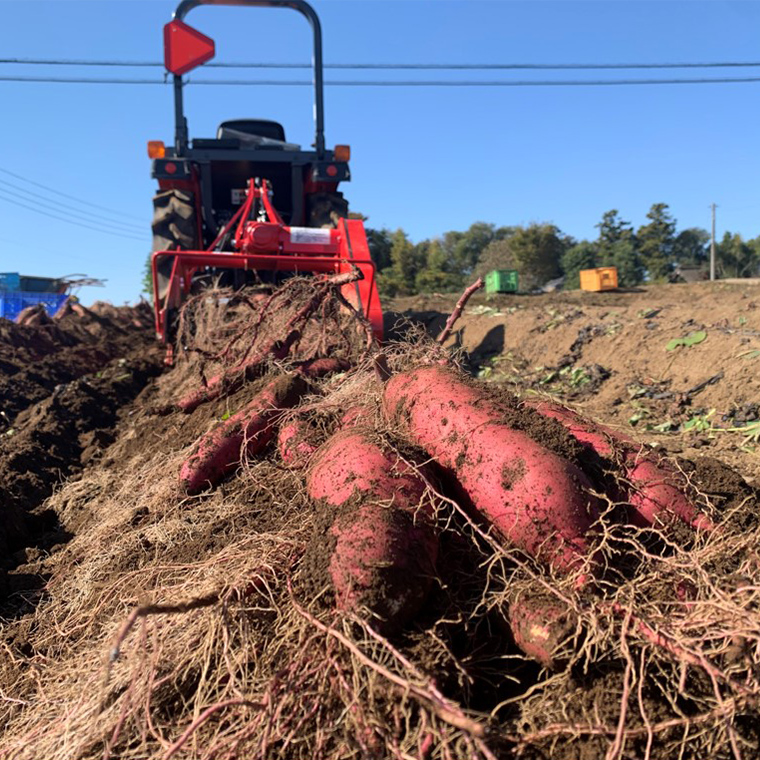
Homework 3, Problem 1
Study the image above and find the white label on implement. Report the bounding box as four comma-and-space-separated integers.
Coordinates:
289, 227, 332, 245
231, 189, 246, 205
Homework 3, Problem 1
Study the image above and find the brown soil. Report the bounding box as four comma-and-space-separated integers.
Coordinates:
1, 281, 759, 760
0, 303, 161, 607
0, 300, 154, 422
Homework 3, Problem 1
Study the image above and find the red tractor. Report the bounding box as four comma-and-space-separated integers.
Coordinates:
149, 0, 382, 354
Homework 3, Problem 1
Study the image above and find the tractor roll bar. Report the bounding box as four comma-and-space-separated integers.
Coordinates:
171, 0, 325, 157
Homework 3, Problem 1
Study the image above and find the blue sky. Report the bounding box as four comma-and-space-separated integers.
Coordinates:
0, 0, 759, 305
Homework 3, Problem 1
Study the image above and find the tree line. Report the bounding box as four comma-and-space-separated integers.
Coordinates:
364, 203, 760, 296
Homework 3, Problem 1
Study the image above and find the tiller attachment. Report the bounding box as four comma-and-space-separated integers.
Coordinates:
152, 178, 382, 346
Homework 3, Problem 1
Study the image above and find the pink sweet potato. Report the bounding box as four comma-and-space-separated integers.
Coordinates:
295, 357, 351, 378
340, 405, 373, 429
527, 400, 714, 532
180, 374, 306, 494
178, 356, 348, 415
277, 418, 320, 468
383, 366, 599, 574
306, 429, 438, 632
177, 338, 295, 414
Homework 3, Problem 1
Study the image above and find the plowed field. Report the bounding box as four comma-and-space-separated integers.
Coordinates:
1, 281, 758, 760
395, 280, 760, 483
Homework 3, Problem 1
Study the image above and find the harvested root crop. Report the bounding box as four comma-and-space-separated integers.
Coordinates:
179, 372, 307, 494
529, 398, 715, 531
383, 364, 599, 573
305, 428, 439, 631
2, 278, 760, 760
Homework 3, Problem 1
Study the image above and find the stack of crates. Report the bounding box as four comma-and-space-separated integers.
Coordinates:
579, 267, 618, 292
0, 272, 21, 291
0, 291, 68, 321
485, 269, 519, 295
0, 272, 68, 321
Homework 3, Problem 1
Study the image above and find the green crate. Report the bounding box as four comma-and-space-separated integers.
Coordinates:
485, 269, 518, 294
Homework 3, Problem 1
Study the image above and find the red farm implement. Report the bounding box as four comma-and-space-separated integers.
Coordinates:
149, 0, 382, 351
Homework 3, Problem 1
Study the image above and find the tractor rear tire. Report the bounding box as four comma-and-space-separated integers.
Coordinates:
152, 189, 197, 251
151, 190, 197, 300
307, 191, 348, 229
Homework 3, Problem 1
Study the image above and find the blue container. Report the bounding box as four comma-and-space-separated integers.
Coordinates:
19, 275, 63, 294
0, 291, 68, 321
0, 272, 21, 291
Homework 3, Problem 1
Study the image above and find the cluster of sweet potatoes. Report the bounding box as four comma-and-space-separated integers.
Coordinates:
175, 339, 713, 663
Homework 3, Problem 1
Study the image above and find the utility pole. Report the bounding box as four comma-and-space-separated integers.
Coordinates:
710, 203, 717, 281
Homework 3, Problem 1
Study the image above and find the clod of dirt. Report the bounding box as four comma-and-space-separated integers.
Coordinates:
0, 304, 161, 604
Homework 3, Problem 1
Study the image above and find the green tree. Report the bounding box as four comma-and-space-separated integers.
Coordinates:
605, 238, 644, 287
590, 209, 644, 286
716, 232, 760, 278
596, 209, 634, 252
455, 222, 503, 276
748, 236, 760, 274
142, 253, 153, 297
415, 240, 460, 293
561, 241, 597, 290
365, 228, 393, 271
473, 238, 513, 281
478, 223, 564, 291
377, 228, 419, 296
441, 222, 515, 280
673, 228, 709, 266
637, 203, 676, 281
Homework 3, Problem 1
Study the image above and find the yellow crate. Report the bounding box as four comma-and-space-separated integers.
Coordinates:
579, 267, 618, 292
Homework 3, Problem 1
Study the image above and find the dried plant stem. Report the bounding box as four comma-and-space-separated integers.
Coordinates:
610, 602, 758, 699
109, 592, 221, 666
437, 277, 484, 344
290, 594, 491, 745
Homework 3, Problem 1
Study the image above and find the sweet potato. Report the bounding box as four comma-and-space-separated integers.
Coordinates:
527, 400, 714, 531
277, 418, 320, 468
306, 429, 438, 632
180, 373, 307, 494
383, 365, 598, 573
178, 356, 348, 415
295, 357, 351, 378
340, 405, 373, 428
177, 338, 296, 413
507, 593, 578, 669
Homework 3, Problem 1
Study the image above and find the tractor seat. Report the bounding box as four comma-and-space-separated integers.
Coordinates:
216, 119, 300, 150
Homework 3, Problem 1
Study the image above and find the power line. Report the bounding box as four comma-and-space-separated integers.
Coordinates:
2, 57, 760, 70
2, 75, 760, 87
192, 76, 760, 87
0, 176, 145, 234
0, 166, 145, 223
0, 188, 147, 242
0, 76, 165, 85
